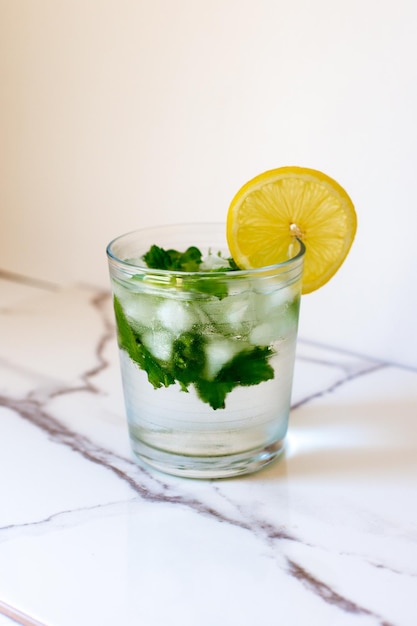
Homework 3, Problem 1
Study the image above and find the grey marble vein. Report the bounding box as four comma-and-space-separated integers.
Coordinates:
292, 360, 387, 409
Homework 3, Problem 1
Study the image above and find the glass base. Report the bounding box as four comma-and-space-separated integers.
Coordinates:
129, 438, 286, 479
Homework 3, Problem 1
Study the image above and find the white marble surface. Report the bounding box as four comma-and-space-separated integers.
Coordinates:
1, 272, 417, 626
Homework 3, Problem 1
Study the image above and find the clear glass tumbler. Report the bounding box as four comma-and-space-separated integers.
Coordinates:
107, 223, 304, 478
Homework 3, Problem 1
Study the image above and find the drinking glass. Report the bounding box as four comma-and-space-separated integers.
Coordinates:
107, 223, 304, 478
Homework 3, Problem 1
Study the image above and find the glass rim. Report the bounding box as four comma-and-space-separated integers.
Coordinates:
106, 222, 306, 278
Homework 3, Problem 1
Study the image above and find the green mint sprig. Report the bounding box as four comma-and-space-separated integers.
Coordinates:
140, 244, 239, 299
143, 245, 203, 272
143, 244, 238, 273
113, 294, 275, 410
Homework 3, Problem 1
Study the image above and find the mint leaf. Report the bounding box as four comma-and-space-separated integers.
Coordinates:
139, 344, 176, 389
113, 296, 175, 389
194, 379, 235, 410
174, 246, 203, 271
194, 345, 275, 409
225, 257, 240, 271
184, 276, 229, 299
171, 331, 206, 388
142, 245, 171, 270
217, 346, 275, 387
113, 296, 141, 360
195, 346, 275, 409
143, 245, 202, 272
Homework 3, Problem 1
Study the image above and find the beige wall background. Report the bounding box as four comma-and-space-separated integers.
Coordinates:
1, 0, 416, 368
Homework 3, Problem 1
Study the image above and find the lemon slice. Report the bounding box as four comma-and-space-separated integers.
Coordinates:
226, 166, 357, 294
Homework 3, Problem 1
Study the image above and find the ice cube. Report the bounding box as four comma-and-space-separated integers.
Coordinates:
249, 297, 300, 345
213, 294, 254, 337
226, 278, 252, 296
249, 322, 280, 346
254, 284, 299, 318
142, 329, 173, 362
112, 285, 158, 330
200, 253, 231, 271
156, 299, 195, 336
204, 337, 240, 380
222, 295, 253, 325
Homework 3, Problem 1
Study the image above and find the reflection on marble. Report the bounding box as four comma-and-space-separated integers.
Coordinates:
1, 274, 416, 626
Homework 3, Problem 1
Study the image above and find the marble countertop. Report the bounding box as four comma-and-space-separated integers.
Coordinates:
1, 272, 416, 626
